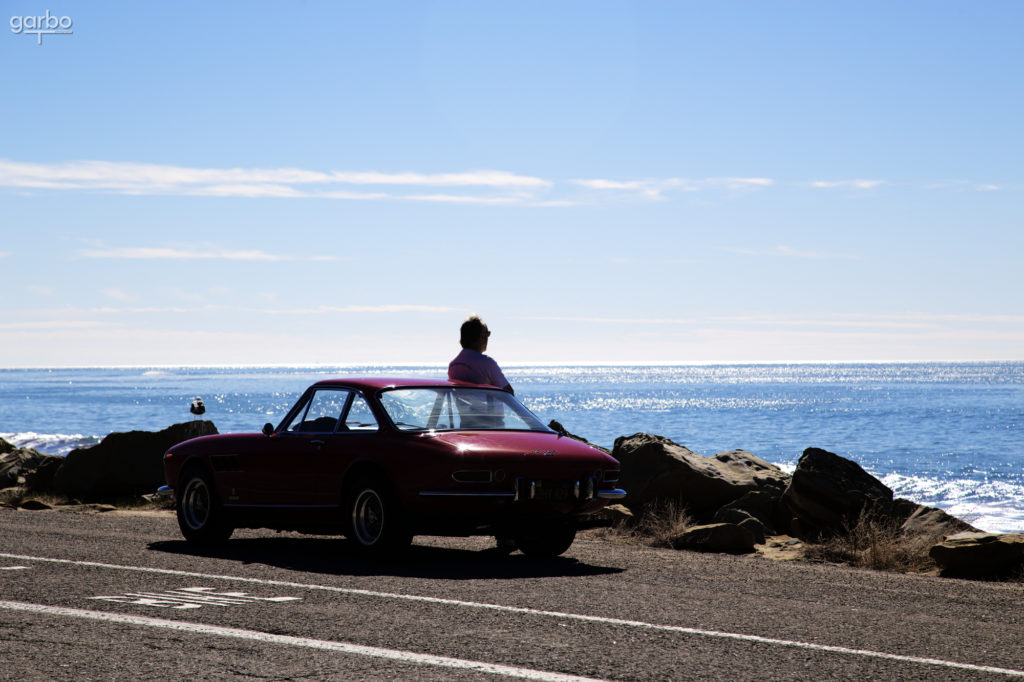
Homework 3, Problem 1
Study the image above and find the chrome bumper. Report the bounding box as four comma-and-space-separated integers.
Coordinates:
596, 488, 627, 500
154, 485, 174, 501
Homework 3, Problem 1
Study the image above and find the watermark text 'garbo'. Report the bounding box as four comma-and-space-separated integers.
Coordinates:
10, 10, 73, 45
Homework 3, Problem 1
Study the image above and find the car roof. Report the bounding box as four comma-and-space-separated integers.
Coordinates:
311, 377, 494, 391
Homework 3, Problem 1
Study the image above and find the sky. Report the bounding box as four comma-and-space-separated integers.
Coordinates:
2, 1, 1022, 367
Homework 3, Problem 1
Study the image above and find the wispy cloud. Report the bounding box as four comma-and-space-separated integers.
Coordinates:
30, 303, 460, 316
726, 245, 860, 261
261, 304, 460, 314
526, 315, 700, 324
572, 176, 773, 200
79, 246, 343, 262
808, 179, 884, 189
102, 288, 139, 302
0, 159, 551, 204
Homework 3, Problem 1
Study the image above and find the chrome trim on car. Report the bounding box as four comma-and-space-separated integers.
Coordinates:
222, 499, 337, 503
418, 490, 516, 498
597, 488, 627, 500
154, 485, 174, 500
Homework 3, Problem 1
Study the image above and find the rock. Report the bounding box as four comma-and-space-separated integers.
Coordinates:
51, 421, 217, 500
713, 490, 779, 532
713, 508, 769, 544
0, 442, 62, 489
670, 523, 756, 554
781, 447, 894, 539
712, 450, 790, 497
18, 498, 53, 511
612, 434, 790, 514
593, 503, 633, 524
548, 421, 610, 454
890, 498, 979, 539
24, 457, 63, 492
929, 532, 1024, 578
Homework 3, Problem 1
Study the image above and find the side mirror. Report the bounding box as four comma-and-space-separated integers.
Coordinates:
262, 422, 275, 436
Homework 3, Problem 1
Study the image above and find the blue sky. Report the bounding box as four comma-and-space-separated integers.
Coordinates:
2, 2, 1022, 366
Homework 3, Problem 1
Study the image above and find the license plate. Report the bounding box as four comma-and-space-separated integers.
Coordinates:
532, 481, 574, 502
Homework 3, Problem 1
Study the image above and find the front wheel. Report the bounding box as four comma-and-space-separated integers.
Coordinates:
176, 467, 233, 544
345, 474, 411, 555
515, 526, 576, 558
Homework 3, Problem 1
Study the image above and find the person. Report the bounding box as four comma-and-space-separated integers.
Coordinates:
448, 315, 514, 394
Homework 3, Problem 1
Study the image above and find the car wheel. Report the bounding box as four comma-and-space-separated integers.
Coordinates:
515, 526, 576, 558
176, 466, 233, 544
345, 474, 411, 555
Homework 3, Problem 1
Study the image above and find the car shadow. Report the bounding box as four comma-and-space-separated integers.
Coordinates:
147, 536, 624, 580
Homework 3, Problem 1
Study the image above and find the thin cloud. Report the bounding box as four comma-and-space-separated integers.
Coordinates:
261, 304, 461, 314
0, 320, 113, 330
0, 159, 551, 204
102, 288, 139, 302
809, 179, 884, 189
572, 176, 773, 199
39, 303, 460, 316
526, 315, 699, 324
726, 245, 860, 261
79, 246, 342, 262
718, 312, 1024, 328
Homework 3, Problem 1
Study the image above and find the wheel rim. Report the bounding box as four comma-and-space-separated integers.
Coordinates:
352, 489, 384, 546
181, 477, 211, 531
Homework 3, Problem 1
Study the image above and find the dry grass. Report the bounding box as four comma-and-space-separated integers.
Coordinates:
803, 510, 939, 573
0, 486, 173, 511
596, 499, 696, 548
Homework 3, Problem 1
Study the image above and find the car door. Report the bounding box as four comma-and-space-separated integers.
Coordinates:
239, 388, 350, 510
304, 391, 381, 506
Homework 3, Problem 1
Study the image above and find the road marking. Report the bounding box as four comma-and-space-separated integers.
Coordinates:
1, 566, 30, 571
91, 587, 301, 610
0, 600, 603, 682
2, 552, 1022, 678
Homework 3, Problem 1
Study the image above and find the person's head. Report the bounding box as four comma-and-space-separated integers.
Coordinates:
459, 315, 490, 351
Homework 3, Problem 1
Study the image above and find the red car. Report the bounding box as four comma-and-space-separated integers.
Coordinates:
163, 378, 625, 557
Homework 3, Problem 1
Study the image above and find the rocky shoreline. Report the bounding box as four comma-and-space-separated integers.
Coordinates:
3, 420, 1022, 579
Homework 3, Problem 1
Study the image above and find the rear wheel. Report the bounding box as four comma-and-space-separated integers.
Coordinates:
176, 467, 233, 544
345, 474, 411, 555
515, 526, 576, 558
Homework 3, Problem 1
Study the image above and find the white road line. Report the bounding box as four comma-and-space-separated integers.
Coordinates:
0, 600, 603, 682
2, 552, 1022, 678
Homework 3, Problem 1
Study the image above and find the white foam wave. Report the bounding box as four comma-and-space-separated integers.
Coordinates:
882, 472, 1024, 533
0, 432, 100, 456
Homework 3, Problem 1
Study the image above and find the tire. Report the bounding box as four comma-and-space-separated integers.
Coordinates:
515, 526, 576, 558
345, 474, 411, 555
176, 466, 234, 545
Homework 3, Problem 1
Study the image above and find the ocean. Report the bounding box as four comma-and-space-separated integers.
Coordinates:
1, 363, 1021, 533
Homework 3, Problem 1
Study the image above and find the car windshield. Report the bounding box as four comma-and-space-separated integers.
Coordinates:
378, 387, 551, 432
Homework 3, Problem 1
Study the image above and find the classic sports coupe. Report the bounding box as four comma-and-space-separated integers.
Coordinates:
163, 378, 626, 557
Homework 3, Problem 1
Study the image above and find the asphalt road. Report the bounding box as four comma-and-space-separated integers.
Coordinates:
1, 508, 1022, 681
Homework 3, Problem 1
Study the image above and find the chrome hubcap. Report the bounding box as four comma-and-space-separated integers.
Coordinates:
352, 489, 384, 546
182, 478, 211, 531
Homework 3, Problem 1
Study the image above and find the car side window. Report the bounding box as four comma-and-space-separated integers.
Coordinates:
287, 389, 349, 433
343, 394, 378, 431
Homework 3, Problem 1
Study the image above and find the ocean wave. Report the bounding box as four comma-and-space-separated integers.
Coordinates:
0, 432, 100, 456
882, 472, 1024, 533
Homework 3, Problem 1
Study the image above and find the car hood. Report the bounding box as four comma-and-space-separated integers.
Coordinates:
418, 430, 616, 463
